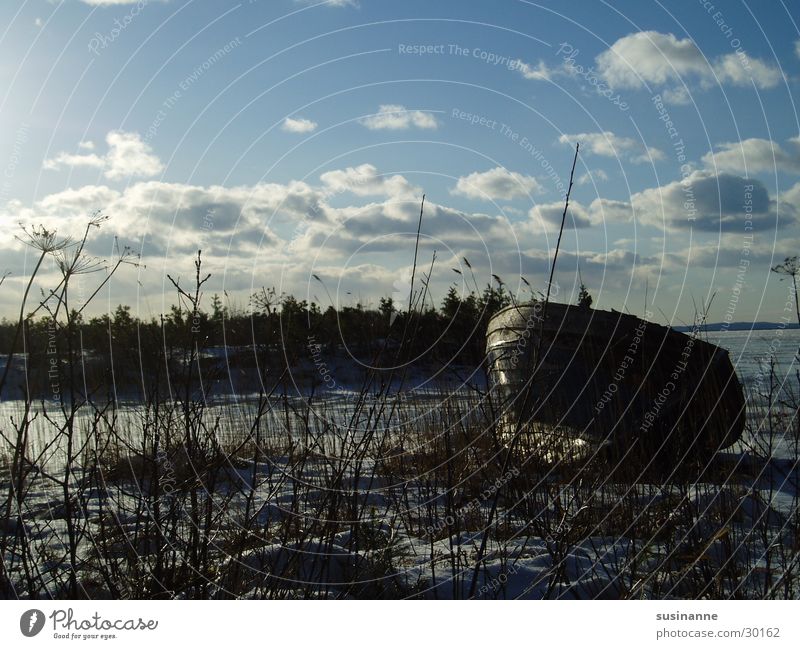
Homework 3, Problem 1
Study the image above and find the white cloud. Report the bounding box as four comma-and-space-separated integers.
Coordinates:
542, 168, 800, 249
43, 131, 164, 180
597, 32, 704, 88
596, 31, 783, 92
796, 40, 800, 59
630, 170, 782, 232
359, 104, 438, 130
43, 152, 105, 171
714, 53, 783, 88
320, 164, 419, 199
525, 197, 633, 232
589, 197, 635, 223
702, 137, 800, 175
559, 131, 664, 163
514, 59, 554, 81
290, 198, 515, 262
578, 169, 609, 185
2, 177, 322, 262
78, 140, 95, 150
452, 167, 542, 201
528, 200, 594, 230
104, 131, 163, 180
523, 171, 788, 234
37, 185, 121, 216
282, 117, 318, 133
3, 161, 795, 319
660, 85, 692, 105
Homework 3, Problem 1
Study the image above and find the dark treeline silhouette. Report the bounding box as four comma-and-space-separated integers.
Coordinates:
0, 281, 513, 400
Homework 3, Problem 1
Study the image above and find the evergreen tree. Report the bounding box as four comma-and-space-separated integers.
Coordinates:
577, 283, 593, 308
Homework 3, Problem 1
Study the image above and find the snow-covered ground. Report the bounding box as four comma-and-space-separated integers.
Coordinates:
1, 385, 798, 599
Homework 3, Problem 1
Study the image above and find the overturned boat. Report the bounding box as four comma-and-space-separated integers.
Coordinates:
485, 302, 745, 462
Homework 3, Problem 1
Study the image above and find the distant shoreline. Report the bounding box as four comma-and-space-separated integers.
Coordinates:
673, 322, 800, 332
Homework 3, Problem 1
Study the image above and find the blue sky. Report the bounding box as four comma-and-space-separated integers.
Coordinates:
1, 0, 799, 325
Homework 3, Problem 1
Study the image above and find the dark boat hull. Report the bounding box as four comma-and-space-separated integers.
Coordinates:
485, 303, 745, 461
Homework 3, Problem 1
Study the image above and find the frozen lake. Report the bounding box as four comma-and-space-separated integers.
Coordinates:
711, 328, 800, 388
1, 327, 799, 466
